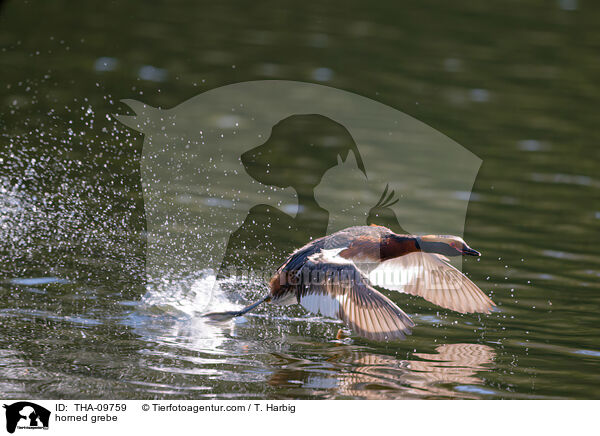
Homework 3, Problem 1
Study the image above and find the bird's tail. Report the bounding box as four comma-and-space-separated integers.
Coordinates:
202, 295, 271, 321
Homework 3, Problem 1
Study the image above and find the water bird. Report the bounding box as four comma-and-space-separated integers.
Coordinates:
204, 225, 495, 341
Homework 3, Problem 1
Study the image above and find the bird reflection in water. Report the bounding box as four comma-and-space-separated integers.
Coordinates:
268, 342, 495, 399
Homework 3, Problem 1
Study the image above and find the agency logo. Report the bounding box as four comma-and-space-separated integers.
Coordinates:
115, 80, 481, 310
2, 402, 50, 434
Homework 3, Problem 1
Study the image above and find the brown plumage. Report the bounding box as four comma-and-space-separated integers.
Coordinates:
204, 225, 495, 341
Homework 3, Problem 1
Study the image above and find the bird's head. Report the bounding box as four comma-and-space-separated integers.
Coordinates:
416, 235, 481, 257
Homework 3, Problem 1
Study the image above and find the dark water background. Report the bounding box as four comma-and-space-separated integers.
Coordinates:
1, 0, 599, 399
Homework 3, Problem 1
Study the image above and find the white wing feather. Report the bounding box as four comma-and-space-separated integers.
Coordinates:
367, 252, 495, 314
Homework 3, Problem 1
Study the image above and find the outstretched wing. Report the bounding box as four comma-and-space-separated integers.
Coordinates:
367, 252, 495, 314
295, 250, 414, 341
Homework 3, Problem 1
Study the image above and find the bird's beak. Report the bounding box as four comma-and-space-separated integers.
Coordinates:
462, 247, 481, 256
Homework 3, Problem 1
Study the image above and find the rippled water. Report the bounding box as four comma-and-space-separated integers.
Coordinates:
1, 1, 600, 399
